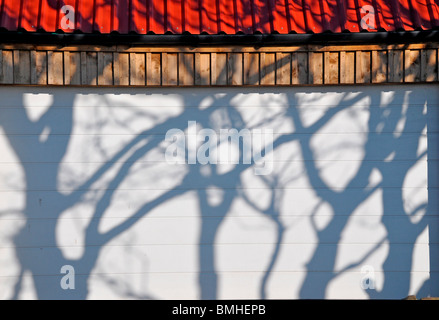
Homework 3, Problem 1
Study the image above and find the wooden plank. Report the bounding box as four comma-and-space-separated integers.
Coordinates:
211, 53, 218, 85
340, 51, 355, 84
69, 52, 81, 85
404, 49, 421, 83
163, 53, 178, 86
114, 52, 129, 86
116, 46, 305, 53
355, 51, 371, 83
291, 52, 299, 84
12, 50, 20, 84
167, 53, 179, 86
309, 52, 323, 84
14, 50, 31, 84
86, 52, 98, 85
147, 53, 161, 86
129, 53, 137, 82
372, 50, 387, 83
129, 53, 145, 86
297, 52, 308, 84
4, 51, 13, 84
227, 53, 243, 85
31, 51, 47, 85
276, 52, 291, 85
178, 53, 194, 86
211, 53, 227, 85
113, 52, 120, 85
63, 51, 71, 85
80, 52, 87, 85
1, 43, 438, 54
421, 49, 437, 82
47, 51, 63, 85
260, 52, 275, 85
324, 52, 339, 84
138, 52, 147, 85
0, 50, 13, 84
98, 52, 114, 86
195, 53, 210, 85
243, 52, 260, 85
389, 50, 403, 83
161, 53, 168, 86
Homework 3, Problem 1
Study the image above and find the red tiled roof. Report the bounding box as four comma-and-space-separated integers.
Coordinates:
0, 0, 438, 35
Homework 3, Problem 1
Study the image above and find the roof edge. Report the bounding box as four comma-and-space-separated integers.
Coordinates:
1, 30, 439, 46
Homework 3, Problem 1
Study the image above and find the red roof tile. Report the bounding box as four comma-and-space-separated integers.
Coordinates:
0, 0, 438, 34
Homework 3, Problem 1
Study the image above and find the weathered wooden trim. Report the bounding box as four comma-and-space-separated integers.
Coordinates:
1, 43, 438, 52
1, 44, 439, 87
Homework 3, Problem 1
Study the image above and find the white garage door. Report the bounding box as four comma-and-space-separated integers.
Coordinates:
0, 85, 437, 300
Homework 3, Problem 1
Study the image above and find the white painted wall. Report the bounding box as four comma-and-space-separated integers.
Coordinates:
0, 85, 437, 299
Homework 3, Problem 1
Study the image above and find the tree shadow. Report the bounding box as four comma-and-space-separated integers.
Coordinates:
0, 1, 438, 301
291, 87, 431, 299
1, 71, 437, 301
